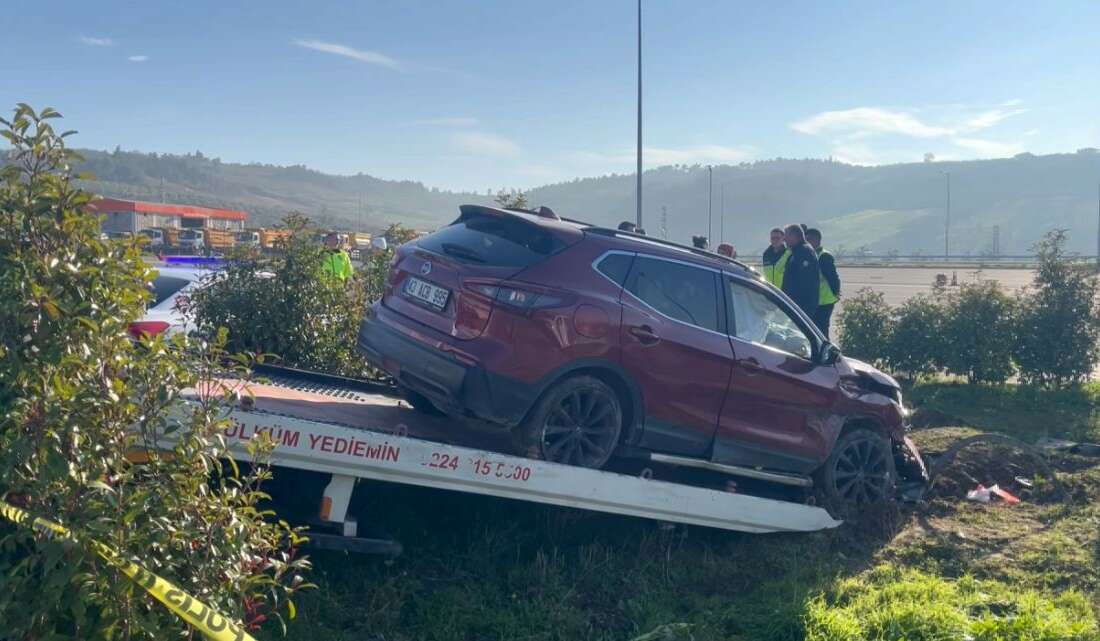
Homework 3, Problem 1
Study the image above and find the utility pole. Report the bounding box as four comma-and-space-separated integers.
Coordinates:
993, 225, 1000, 256
720, 183, 725, 242
635, 0, 643, 229
1096, 177, 1099, 268
942, 170, 951, 257
661, 205, 668, 240
707, 165, 713, 243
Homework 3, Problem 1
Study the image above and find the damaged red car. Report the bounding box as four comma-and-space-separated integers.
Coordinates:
358, 204, 926, 507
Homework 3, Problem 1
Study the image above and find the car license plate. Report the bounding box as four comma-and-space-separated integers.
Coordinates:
403, 276, 450, 310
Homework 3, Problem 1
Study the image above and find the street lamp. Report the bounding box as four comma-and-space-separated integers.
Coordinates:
941, 170, 951, 257
707, 165, 713, 243
635, 0, 643, 228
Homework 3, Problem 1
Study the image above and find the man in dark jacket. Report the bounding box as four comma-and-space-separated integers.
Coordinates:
805, 228, 840, 337
780, 224, 819, 317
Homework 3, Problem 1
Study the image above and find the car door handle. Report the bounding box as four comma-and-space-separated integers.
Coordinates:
739, 357, 763, 374
628, 325, 660, 345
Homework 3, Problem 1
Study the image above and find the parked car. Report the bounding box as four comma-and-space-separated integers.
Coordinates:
357, 205, 926, 507
130, 264, 210, 339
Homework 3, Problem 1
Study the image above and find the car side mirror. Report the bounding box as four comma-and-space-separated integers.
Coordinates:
819, 342, 841, 366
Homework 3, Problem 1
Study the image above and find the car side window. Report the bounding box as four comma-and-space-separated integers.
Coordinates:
596, 253, 633, 286
626, 257, 719, 331
726, 277, 813, 360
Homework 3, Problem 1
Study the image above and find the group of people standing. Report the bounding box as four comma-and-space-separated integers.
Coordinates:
762, 224, 840, 337
616, 220, 841, 337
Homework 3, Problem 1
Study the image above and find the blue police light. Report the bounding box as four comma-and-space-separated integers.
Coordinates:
160, 255, 227, 267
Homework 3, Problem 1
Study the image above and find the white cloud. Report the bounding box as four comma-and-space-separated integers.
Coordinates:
952, 137, 1024, 157
414, 117, 478, 127
79, 36, 113, 46
792, 102, 1031, 163
451, 132, 520, 157
293, 39, 402, 70
791, 107, 952, 138
127, 55, 148, 63
963, 108, 1027, 131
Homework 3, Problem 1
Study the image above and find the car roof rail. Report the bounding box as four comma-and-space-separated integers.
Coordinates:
584, 227, 755, 272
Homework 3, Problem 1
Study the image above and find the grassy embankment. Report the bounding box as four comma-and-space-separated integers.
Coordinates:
272, 381, 1100, 641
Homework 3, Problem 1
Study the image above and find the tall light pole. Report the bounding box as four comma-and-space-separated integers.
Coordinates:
941, 170, 951, 257
707, 165, 713, 243
635, 0, 643, 228
720, 183, 725, 242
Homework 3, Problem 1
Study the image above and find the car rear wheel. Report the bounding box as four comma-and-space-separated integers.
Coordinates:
817, 428, 896, 512
514, 376, 622, 469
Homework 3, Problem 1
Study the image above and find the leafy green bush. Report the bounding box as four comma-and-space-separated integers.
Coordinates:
1015, 230, 1100, 387
884, 294, 945, 381
192, 213, 372, 378
836, 288, 892, 366
0, 105, 309, 639
804, 564, 1097, 641
941, 280, 1018, 383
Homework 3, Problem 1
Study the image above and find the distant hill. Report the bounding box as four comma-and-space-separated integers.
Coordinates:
72, 148, 492, 232
71, 147, 1100, 255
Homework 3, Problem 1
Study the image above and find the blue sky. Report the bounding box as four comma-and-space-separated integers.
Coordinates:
3, 1, 1099, 192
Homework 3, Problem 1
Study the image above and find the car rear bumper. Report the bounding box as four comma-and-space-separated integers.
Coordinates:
357, 306, 535, 428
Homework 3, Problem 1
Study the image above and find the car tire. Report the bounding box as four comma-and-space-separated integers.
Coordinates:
816, 427, 897, 514
398, 385, 443, 416
513, 376, 622, 469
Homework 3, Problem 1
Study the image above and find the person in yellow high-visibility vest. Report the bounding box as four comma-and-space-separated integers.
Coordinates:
320, 232, 354, 281
805, 228, 840, 338
761, 227, 789, 287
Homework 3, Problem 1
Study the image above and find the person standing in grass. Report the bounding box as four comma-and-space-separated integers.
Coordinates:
805, 227, 840, 338
321, 232, 354, 281
762, 227, 789, 287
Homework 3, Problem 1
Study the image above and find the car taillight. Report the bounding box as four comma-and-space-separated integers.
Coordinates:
128, 321, 170, 339
465, 282, 565, 310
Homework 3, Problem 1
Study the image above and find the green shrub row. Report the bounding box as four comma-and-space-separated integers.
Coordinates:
838, 231, 1100, 386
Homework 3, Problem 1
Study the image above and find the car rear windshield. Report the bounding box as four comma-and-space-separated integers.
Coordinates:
150, 276, 190, 306
418, 212, 566, 268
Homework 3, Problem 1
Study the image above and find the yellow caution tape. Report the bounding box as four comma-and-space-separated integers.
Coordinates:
1, 500, 257, 641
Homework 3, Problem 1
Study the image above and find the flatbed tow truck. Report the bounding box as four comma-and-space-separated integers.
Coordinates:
176, 365, 843, 554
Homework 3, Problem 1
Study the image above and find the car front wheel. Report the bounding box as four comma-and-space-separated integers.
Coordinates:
817, 427, 897, 512
513, 376, 622, 469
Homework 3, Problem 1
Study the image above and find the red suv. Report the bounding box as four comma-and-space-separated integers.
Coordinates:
358, 205, 925, 507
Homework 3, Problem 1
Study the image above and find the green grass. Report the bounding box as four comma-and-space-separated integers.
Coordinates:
908, 380, 1100, 442
268, 382, 1100, 641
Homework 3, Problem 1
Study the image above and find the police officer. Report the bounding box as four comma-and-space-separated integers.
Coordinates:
762, 227, 789, 287
805, 228, 840, 337
780, 224, 819, 317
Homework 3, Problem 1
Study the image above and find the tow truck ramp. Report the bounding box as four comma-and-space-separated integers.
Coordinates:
177, 370, 840, 553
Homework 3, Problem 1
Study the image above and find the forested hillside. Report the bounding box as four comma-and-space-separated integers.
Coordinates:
69, 147, 1100, 255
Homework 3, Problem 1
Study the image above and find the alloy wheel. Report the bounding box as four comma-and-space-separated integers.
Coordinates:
831, 434, 893, 506
540, 386, 620, 467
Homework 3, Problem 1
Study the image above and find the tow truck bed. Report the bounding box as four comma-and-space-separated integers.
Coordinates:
177, 369, 840, 550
